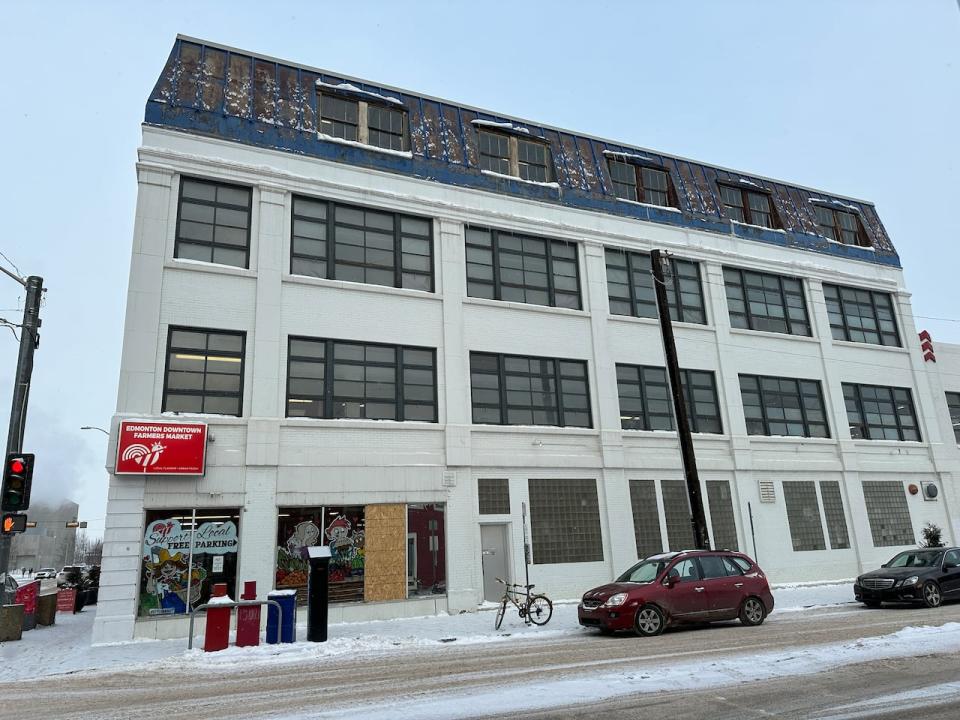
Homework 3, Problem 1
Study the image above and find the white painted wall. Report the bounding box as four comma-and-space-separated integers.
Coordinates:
93, 125, 960, 642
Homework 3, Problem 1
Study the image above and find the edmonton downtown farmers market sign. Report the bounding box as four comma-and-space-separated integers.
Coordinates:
116, 421, 207, 475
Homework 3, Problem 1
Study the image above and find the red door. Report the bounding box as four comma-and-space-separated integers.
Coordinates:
659, 558, 710, 620
698, 554, 743, 619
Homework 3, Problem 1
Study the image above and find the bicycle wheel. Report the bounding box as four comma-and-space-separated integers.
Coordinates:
527, 594, 553, 626
495, 597, 508, 630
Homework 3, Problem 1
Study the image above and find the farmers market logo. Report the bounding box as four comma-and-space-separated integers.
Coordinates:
122, 442, 166, 470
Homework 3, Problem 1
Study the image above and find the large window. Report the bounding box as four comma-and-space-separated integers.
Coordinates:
139, 508, 240, 618
607, 159, 674, 207
823, 284, 899, 347
470, 353, 591, 428
782, 481, 826, 551
652, 480, 738, 552
616, 365, 722, 433
718, 184, 779, 228
286, 338, 436, 422
477, 130, 553, 182
528, 479, 603, 564
947, 392, 960, 443
605, 248, 705, 324
814, 205, 871, 247
707, 480, 738, 551
820, 481, 850, 550
629, 479, 663, 559
319, 93, 408, 151
862, 481, 914, 547
723, 267, 810, 336
740, 374, 829, 438
163, 328, 245, 416
290, 196, 433, 291
407, 504, 446, 596
843, 383, 920, 441
478, 479, 510, 515
175, 178, 252, 268
465, 226, 580, 309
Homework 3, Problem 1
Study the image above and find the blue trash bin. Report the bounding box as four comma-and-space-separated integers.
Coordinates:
266, 590, 297, 644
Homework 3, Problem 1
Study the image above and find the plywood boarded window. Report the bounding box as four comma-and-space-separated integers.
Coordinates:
364, 504, 407, 602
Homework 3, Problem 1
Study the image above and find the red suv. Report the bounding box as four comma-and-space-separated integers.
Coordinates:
578, 550, 774, 636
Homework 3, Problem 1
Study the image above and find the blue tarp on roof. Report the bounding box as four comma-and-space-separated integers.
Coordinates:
144, 37, 899, 268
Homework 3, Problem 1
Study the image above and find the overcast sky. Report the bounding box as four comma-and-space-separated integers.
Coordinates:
0, 1, 957, 537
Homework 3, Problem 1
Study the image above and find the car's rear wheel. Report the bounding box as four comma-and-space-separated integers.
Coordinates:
738, 596, 766, 626
634, 604, 665, 637
922, 581, 943, 608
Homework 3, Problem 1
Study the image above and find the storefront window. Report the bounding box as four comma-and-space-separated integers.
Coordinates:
138, 508, 240, 618
407, 504, 446, 597
276, 506, 365, 603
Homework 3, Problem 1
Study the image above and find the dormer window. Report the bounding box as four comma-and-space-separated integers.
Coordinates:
718, 184, 779, 229
814, 205, 871, 247
319, 92, 408, 152
477, 130, 553, 182
607, 159, 674, 207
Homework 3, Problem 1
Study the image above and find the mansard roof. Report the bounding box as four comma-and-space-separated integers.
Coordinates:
145, 36, 898, 267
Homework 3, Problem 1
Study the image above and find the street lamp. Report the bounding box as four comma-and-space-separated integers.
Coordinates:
80, 426, 109, 436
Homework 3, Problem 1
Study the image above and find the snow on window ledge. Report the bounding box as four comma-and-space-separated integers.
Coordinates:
602, 149, 659, 164
471, 118, 532, 135
808, 197, 862, 213
732, 219, 786, 234
315, 81, 403, 106
824, 237, 875, 252
316, 133, 414, 158
479, 169, 559, 188
614, 196, 681, 213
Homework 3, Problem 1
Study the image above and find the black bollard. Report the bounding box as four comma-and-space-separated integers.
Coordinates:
306, 545, 331, 642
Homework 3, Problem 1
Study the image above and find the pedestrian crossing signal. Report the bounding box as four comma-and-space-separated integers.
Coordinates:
1, 513, 27, 534
1, 453, 34, 512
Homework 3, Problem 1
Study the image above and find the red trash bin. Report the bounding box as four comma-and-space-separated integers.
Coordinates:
203, 583, 232, 652
236, 581, 261, 648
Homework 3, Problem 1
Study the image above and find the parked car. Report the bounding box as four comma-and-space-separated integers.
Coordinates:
56, 565, 86, 587
854, 547, 960, 608
35, 568, 57, 579
578, 549, 775, 636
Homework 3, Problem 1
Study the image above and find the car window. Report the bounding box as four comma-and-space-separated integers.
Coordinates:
945, 550, 960, 567
619, 560, 669, 583
722, 557, 746, 576
699, 555, 728, 579
668, 558, 701, 582
889, 551, 941, 568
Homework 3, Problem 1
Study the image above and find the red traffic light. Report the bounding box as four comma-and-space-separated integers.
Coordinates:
8, 459, 24, 474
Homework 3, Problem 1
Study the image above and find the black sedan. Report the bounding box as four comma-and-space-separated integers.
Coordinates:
854, 547, 960, 608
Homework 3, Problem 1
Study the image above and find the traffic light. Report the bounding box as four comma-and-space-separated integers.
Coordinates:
1, 453, 34, 512
1, 513, 27, 534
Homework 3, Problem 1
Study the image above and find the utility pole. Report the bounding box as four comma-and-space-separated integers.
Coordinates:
0, 273, 43, 602
650, 250, 710, 550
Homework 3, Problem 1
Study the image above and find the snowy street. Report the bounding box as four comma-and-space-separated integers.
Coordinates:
4, 583, 960, 718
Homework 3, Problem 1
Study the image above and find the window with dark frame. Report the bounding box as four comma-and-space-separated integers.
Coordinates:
163, 327, 245, 416
528, 479, 603, 564
605, 248, 705, 324
819, 481, 850, 550
286, 337, 437, 422
628, 479, 663, 559
706, 481, 739, 551
723, 267, 810, 336
661, 480, 695, 551
947, 392, 960, 443
823, 284, 900, 347
465, 226, 580, 309
290, 196, 433, 291
862, 481, 914, 546
814, 205, 871, 247
175, 178, 252, 268
607, 159, 675, 208
319, 93, 409, 151
718, 184, 779, 229
740, 374, 830, 438
616, 365, 722, 434
843, 383, 920, 441
478, 479, 510, 515
469, 352, 591, 428
477, 129, 553, 182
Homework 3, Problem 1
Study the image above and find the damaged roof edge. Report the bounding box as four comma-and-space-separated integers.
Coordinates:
173, 34, 877, 207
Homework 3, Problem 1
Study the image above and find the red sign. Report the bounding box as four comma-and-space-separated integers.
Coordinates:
116, 421, 207, 475
15, 580, 39, 614
57, 588, 77, 613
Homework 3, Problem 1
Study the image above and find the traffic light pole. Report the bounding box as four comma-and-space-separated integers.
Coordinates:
0, 274, 43, 603
650, 251, 710, 550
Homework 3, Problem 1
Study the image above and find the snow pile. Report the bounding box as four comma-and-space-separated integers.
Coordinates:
772, 579, 855, 612
315, 81, 403, 106
471, 119, 531, 134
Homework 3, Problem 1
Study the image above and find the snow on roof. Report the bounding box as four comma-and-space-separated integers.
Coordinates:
471, 119, 531, 135
602, 149, 659, 164
316, 81, 403, 106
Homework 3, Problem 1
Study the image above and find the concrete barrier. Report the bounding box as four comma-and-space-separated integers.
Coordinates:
0, 605, 24, 642
36, 593, 57, 626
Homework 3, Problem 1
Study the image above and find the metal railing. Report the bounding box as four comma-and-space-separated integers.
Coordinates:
186, 599, 284, 650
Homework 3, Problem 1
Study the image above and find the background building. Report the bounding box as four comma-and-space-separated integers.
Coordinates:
93, 36, 960, 643
9, 500, 79, 572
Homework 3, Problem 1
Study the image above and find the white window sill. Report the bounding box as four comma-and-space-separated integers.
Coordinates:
462, 295, 589, 318
727, 327, 820, 344
746, 435, 838, 445
282, 273, 440, 301
830, 339, 909, 354
316, 133, 413, 159
166, 258, 257, 279
471, 424, 599, 437
479, 169, 559, 189
825, 238, 875, 252
282, 418, 442, 431
608, 313, 714, 332
614, 197, 681, 213
732, 220, 786, 234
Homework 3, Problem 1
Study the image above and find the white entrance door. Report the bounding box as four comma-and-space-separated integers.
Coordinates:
480, 524, 509, 603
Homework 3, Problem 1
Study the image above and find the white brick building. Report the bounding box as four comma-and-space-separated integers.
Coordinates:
93, 37, 960, 643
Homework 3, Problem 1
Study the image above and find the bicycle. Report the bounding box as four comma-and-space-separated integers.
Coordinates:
494, 577, 553, 629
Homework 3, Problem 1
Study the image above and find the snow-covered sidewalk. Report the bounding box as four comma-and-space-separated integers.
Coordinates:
0, 581, 856, 681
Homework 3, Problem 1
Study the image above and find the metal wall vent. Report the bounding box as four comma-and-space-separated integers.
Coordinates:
758, 480, 776, 503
